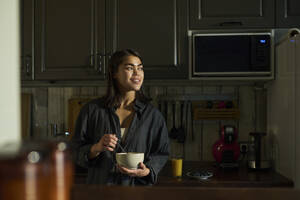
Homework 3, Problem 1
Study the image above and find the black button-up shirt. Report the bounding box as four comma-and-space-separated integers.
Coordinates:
71, 97, 169, 185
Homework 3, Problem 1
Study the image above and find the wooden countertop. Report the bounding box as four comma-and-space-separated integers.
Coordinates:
72, 162, 295, 200
74, 161, 294, 187
157, 161, 293, 187
71, 185, 299, 200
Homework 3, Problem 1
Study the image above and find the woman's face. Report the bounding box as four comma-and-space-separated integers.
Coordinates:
114, 55, 144, 93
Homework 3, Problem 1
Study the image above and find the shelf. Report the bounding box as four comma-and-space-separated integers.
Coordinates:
192, 100, 240, 120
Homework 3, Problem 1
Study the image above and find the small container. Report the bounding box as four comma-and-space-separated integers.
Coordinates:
248, 132, 271, 170
171, 158, 183, 178
0, 141, 55, 200
51, 141, 74, 200
0, 140, 74, 200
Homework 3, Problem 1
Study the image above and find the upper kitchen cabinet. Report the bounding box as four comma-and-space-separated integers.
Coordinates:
34, 0, 107, 80
21, 0, 188, 81
112, 0, 188, 79
189, 0, 275, 29
276, 0, 300, 28
21, 0, 34, 80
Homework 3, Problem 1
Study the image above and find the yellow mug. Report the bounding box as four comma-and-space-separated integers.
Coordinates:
171, 158, 182, 178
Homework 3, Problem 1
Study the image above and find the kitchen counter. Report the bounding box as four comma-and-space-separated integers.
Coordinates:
71, 185, 299, 200
156, 161, 293, 187
74, 161, 293, 187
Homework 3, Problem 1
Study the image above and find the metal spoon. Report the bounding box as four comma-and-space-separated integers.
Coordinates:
117, 141, 126, 153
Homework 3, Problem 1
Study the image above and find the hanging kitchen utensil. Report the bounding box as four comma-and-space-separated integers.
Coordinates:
185, 100, 190, 142
185, 100, 193, 142
177, 101, 186, 143
158, 100, 162, 113
158, 100, 165, 121
169, 102, 178, 139
164, 100, 168, 122
190, 101, 195, 141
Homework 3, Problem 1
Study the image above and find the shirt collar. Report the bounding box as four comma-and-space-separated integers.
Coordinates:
133, 99, 146, 115
110, 98, 146, 114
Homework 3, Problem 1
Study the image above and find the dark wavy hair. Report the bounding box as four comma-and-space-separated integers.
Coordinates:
104, 49, 150, 108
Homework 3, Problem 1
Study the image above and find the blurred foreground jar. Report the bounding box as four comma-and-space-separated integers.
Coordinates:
0, 141, 55, 200
0, 140, 74, 200
50, 140, 74, 200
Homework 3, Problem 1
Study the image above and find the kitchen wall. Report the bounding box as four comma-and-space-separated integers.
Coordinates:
22, 83, 266, 161
267, 33, 300, 188
0, 0, 21, 145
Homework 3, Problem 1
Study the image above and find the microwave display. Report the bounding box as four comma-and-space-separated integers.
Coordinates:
192, 32, 273, 79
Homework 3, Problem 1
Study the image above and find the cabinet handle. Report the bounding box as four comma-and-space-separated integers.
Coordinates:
95, 53, 111, 75
26, 62, 30, 76
102, 55, 106, 76
90, 54, 94, 67
104, 53, 112, 76
219, 21, 243, 26
97, 54, 102, 73
96, 53, 112, 75
25, 55, 32, 76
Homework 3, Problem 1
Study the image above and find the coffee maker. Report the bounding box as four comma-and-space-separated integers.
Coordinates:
213, 125, 240, 168
248, 132, 271, 170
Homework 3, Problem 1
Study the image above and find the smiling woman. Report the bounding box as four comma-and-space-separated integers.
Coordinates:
71, 49, 169, 186
114, 55, 144, 93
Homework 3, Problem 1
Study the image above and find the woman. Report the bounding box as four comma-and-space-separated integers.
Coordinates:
71, 49, 169, 185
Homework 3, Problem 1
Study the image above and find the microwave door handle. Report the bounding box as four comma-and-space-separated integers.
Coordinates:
219, 21, 243, 26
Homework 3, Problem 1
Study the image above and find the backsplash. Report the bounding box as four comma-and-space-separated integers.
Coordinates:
21, 84, 266, 161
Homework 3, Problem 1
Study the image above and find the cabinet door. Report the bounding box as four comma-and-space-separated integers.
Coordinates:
295, 35, 300, 186
34, 0, 106, 80
21, 0, 34, 80
276, 0, 300, 28
190, 0, 275, 29
112, 0, 188, 79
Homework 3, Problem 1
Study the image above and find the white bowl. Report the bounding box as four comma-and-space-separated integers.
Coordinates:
116, 152, 144, 169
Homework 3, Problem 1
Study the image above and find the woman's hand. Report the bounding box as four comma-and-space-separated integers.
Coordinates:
117, 162, 150, 177
89, 134, 118, 159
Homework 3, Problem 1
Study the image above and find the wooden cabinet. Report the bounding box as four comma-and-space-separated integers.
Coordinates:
276, 0, 300, 28
189, 0, 275, 29
21, 0, 188, 81
21, 0, 300, 82
21, 0, 34, 80
33, 0, 106, 80
112, 0, 188, 79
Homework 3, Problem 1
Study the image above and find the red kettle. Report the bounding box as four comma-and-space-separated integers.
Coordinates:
212, 125, 240, 165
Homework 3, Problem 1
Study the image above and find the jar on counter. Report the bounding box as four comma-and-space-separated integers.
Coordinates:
0, 141, 55, 200
0, 140, 74, 200
50, 140, 74, 200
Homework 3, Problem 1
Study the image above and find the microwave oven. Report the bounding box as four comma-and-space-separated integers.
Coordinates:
189, 30, 274, 80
